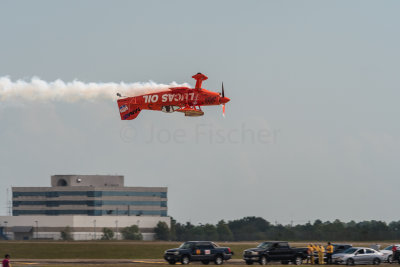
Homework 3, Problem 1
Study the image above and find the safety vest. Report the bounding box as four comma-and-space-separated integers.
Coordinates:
326, 245, 334, 253
319, 246, 325, 253
308, 245, 314, 254
314, 245, 320, 252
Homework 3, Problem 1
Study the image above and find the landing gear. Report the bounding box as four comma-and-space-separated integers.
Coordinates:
176, 105, 204, 117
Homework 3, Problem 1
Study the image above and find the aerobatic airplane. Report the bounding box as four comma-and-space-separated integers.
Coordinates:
116, 73, 230, 120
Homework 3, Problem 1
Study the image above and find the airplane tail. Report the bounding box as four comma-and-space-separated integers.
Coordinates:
192, 73, 208, 89
117, 98, 141, 120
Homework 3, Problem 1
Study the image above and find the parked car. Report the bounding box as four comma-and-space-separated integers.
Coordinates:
333, 244, 353, 254
379, 244, 400, 262
313, 244, 353, 264
163, 241, 233, 265
243, 241, 308, 265
332, 247, 385, 265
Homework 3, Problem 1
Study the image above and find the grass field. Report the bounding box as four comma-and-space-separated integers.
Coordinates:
0, 242, 252, 259
0, 241, 393, 260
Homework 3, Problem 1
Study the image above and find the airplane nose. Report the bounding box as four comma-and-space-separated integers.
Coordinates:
220, 97, 230, 104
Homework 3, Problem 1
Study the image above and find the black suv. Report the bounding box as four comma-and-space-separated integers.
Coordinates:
164, 241, 233, 265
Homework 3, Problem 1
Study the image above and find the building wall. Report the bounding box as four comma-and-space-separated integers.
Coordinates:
7, 175, 169, 240
14, 231, 33, 240
0, 215, 170, 241
12, 186, 168, 216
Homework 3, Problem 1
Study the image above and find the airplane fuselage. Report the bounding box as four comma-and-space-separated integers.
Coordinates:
117, 73, 230, 120
137, 89, 222, 110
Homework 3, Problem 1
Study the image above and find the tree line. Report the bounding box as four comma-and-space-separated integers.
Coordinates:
60, 216, 400, 241
153, 217, 400, 241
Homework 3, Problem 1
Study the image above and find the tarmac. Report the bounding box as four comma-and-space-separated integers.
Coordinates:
13, 259, 244, 265
12, 259, 394, 265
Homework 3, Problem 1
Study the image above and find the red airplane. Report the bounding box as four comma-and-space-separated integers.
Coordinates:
117, 73, 230, 120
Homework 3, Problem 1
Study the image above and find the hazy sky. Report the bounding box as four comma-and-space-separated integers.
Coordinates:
1, 0, 400, 225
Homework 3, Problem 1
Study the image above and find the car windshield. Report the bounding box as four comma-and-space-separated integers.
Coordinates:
384, 246, 393, 250
258, 242, 273, 249
179, 242, 193, 249
342, 248, 358, 254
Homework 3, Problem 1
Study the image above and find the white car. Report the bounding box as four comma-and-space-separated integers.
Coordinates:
332, 247, 385, 265
379, 245, 400, 262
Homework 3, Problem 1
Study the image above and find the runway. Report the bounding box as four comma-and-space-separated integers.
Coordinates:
12, 259, 393, 266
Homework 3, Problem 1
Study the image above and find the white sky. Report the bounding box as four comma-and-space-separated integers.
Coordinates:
0, 0, 399, 225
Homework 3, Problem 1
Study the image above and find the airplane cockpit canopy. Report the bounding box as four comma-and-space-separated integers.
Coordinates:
161, 106, 179, 113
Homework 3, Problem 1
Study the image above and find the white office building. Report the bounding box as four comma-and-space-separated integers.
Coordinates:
0, 175, 170, 240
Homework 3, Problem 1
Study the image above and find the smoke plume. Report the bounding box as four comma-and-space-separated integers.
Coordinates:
0, 77, 190, 102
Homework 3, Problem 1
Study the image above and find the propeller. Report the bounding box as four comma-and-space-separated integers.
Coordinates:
222, 82, 226, 117
219, 82, 230, 117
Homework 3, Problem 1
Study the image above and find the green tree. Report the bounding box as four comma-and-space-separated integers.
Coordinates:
174, 222, 192, 241
228, 217, 270, 240
60, 226, 73, 241
154, 221, 170, 240
216, 220, 233, 241
121, 225, 142, 240
203, 224, 218, 240
101, 227, 114, 240
189, 225, 205, 240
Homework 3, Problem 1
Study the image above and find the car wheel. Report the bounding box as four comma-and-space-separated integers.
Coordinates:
388, 255, 392, 263
214, 255, 224, 265
346, 258, 354, 266
168, 260, 176, 265
293, 256, 303, 265
373, 258, 381, 265
259, 256, 267, 265
181, 255, 190, 265
201, 260, 210, 265
245, 260, 254, 265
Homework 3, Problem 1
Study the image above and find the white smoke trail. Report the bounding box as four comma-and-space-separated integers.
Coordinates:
0, 77, 191, 102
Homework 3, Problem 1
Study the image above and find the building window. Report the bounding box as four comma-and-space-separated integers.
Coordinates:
46, 192, 59, 198
87, 191, 102, 197
46, 201, 59, 207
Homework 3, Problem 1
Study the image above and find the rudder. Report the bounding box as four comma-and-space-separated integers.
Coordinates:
118, 98, 141, 120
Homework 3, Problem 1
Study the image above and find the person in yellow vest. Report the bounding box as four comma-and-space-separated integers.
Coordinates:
307, 244, 315, 264
313, 245, 320, 264
318, 245, 325, 265
326, 242, 334, 265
